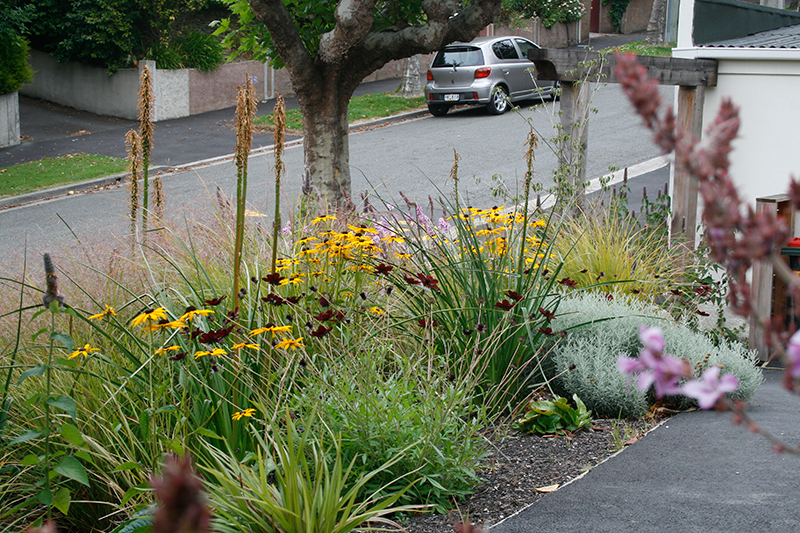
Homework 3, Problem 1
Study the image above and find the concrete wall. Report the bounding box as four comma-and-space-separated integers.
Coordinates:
0, 91, 20, 148
598, 0, 656, 33
22, 51, 268, 121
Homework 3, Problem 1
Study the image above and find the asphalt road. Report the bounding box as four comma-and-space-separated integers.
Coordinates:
0, 82, 673, 270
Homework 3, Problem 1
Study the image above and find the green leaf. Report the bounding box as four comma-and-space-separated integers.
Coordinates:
113, 461, 142, 473
59, 422, 85, 446
120, 483, 150, 506
36, 489, 52, 506
50, 332, 74, 351
54, 456, 89, 486
109, 516, 153, 533
21, 454, 41, 466
154, 404, 178, 415
51, 487, 71, 515
47, 395, 77, 421
17, 364, 46, 384
10, 429, 42, 445
31, 326, 48, 341
193, 427, 222, 440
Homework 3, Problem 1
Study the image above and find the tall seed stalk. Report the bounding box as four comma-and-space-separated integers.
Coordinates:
517, 128, 537, 294
138, 66, 155, 234
125, 129, 142, 248
232, 74, 257, 308
271, 95, 286, 274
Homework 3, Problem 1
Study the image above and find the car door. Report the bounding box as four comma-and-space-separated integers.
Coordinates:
514, 38, 551, 96
491, 38, 536, 100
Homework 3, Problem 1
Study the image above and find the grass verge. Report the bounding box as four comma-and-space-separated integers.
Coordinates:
602, 40, 675, 57
0, 153, 128, 198
255, 92, 426, 132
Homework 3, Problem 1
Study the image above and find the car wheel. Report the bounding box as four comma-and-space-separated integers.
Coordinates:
486, 86, 509, 115
428, 104, 450, 117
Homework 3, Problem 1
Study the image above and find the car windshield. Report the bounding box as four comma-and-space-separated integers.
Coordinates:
432, 46, 484, 68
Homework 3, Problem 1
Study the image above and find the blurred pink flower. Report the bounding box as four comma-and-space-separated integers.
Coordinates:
682, 367, 739, 409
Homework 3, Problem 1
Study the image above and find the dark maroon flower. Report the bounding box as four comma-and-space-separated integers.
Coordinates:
319, 295, 331, 307
199, 325, 234, 344
263, 273, 285, 285
314, 310, 334, 321
150, 454, 211, 533
286, 296, 301, 305
416, 273, 440, 290
697, 310, 710, 317
374, 263, 394, 275
262, 293, 286, 306
403, 274, 421, 285
505, 290, 524, 302
417, 318, 439, 328
558, 277, 578, 288
203, 295, 227, 306
539, 326, 556, 336
494, 299, 514, 311
538, 307, 556, 321
310, 325, 333, 338
169, 352, 188, 361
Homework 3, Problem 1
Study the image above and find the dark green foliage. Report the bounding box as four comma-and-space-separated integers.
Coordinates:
0, 35, 34, 95
172, 31, 224, 72
602, 0, 632, 31
19, 0, 211, 71
515, 394, 592, 435
504, 0, 586, 29
0, 4, 34, 94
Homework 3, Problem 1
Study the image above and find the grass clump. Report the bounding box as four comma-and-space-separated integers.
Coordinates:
254, 93, 426, 132
0, 154, 128, 197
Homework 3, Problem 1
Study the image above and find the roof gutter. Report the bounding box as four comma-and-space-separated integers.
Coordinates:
674, 47, 800, 61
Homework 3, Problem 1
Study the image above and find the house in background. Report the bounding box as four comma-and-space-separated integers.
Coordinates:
672, 0, 800, 208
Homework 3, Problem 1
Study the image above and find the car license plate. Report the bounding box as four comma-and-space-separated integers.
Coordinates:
444, 94, 459, 102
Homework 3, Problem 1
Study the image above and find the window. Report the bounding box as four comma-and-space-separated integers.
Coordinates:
492, 39, 519, 60
514, 38, 540, 61
432, 46, 484, 68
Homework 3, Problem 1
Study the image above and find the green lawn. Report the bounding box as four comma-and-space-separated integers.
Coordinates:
0, 153, 128, 198
255, 92, 426, 131
602, 40, 675, 57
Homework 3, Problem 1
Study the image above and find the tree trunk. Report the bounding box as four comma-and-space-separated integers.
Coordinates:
299, 84, 353, 206
645, 0, 667, 45
398, 55, 422, 98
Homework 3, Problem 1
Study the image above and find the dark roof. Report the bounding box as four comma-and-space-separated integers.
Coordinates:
701, 23, 800, 48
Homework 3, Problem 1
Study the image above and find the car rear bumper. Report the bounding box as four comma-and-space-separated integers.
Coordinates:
424, 82, 493, 105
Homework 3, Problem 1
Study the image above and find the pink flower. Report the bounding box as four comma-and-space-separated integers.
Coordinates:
786, 330, 800, 379
639, 325, 665, 353
682, 367, 739, 409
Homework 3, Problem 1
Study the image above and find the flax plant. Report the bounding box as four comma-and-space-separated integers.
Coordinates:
271, 95, 286, 274
232, 74, 257, 308
138, 66, 155, 235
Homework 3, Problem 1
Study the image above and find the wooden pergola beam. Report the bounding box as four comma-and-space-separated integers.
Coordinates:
527, 48, 718, 87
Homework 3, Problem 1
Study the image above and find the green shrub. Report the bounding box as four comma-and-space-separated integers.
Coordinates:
550, 292, 763, 417
173, 31, 223, 72
0, 34, 33, 94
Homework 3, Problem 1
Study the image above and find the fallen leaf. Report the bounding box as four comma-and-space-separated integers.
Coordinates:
624, 436, 639, 446
535, 484, 559, 493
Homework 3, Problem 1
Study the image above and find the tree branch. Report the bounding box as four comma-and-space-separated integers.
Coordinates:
319, 0, 378, 64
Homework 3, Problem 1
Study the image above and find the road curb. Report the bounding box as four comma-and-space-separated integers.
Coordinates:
0, 108, 432, 210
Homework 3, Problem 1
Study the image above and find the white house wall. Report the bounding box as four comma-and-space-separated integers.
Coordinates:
702, 59, 800, 207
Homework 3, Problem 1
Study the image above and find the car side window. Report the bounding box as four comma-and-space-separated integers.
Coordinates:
491, 40, 519, 60
514, 38, 539, 61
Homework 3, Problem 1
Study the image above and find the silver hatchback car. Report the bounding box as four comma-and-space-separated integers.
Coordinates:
424, 36, 557, 117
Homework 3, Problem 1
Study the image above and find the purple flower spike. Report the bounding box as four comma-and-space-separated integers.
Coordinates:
682, 367, 739, 409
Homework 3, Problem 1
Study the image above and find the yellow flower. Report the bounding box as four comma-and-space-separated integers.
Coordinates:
232, 408, 257, 421
370, 306, 384, 315
383, 235, 405, 244
155, 345, 181, 355
131, 307, 168, 327
231, 342, 259, 351
394, 253, 412, 260
179, 309, 214, 322
143, 319, 185, 332
275, 337, 305, 351
311, 215, 337, 224
194, 347, 227, 359
348, 224, 378, 234
88, 305, 116, 321
69, 344, 100, 359
249, 325, 293, 336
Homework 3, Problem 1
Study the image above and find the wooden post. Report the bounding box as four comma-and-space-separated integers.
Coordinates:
671, 85, 704, 246
558, 80, 590, 201
750, 194, 795, 360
